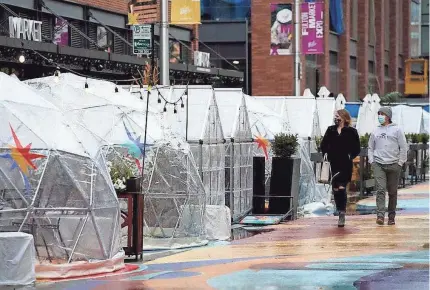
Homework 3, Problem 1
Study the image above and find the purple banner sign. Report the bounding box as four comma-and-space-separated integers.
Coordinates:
301, 2, 324, 55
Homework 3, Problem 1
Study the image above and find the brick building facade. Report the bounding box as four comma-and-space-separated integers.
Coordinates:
70, 0, 201, 58
251, 0, 411, 100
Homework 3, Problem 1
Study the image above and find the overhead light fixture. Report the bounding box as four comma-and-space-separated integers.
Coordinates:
232, 60, 239, 65
18, 53, 25, 63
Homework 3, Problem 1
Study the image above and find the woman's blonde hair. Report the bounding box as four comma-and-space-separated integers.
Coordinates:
337, 109, 352, 126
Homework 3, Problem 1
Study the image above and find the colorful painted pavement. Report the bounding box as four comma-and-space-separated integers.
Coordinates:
34, 182, 429, 290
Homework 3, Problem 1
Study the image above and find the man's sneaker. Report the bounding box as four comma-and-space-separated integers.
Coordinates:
338, 212, 345, 227
376, 217, 384, 225
387, 218, 395, 225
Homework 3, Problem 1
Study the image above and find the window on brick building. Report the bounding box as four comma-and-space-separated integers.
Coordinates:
329, 51, 339, 94
384, 0, 390, 50
350, 0, 358, 40
349, 56, 358, 101
397, 0, 403, 53
368, 0, 375, 45
384, 65, 389, 77
368, 60, 375, 74
201, 0, 251, 21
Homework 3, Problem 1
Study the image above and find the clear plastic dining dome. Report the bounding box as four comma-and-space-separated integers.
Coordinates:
0, 73, 122, 275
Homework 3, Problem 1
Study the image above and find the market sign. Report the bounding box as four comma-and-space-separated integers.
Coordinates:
132, 24, 152, 55
193, 51, 210, 68
9, 16, 42, 42
171, 0, 201, 25
300, 2, 324, 55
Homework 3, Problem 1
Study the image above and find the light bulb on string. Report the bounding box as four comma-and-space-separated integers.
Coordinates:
180, 98, 184, 108
163, 104, 167, 112
115, 85, 119, 93
173, 106, 177, 114
53, 68, 61, 83
157, 92, 162, 104
84, 79, 89, 91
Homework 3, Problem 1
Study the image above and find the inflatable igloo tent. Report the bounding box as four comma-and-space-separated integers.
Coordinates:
27, 74, 207, 250
0, 73, 122, 279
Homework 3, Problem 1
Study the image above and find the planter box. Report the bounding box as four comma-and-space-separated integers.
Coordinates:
268, 157, 301, 215
364, 179, 375, 188
126, 177, 142, 193
359, 148, 368, 157
310, 152, 323, 162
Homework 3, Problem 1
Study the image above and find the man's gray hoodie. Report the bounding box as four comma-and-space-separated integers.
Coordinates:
368, 123, 408, 166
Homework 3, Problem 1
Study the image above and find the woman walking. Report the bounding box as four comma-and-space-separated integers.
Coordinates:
321, 109, 360, 227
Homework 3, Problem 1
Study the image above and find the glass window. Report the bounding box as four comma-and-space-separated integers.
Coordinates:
398, 0, 403, 52
350, 56, 357, 70
422, 25, 429, 55
368, 0, 375, 45
384, 0, 390, 50
411, 1, 421, 24
201, 0, 251, 21
350, 0, 358, 39
369, 61, 375, 74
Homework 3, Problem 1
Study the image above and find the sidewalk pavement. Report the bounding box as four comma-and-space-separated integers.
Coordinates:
37, 182, 429, 290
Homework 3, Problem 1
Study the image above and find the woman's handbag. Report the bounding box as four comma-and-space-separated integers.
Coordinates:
319, 154, 331, 184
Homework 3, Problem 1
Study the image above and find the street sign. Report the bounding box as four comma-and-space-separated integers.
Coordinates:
132, 25, 152, 55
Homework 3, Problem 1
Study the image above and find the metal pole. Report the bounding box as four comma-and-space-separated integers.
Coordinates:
294, 0, 301, 96
245, 18, 249, 95
160, 0, 170, 85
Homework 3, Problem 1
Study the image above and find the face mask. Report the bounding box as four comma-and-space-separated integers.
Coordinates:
334, 118, 341, 125
378, 115, 386, 124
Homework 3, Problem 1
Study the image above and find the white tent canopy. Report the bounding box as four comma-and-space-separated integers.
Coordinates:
356, 94, 380, 136
392, 105, 425, 134
422, 110, 429, 134
244, 96, 291, 140
335, 93, 346, 111
1, 73, 97, 157
316, 94, 336, 136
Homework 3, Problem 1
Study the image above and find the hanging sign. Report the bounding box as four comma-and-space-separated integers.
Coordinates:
270, 3, 293, 56
301, 2, 324, 55
132, 25, 152, 55
9, 17, 42, 42
171, 0, 201, 25
193, 51, 210, 68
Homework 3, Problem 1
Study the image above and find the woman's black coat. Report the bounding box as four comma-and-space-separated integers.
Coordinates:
320, 125, 361, 185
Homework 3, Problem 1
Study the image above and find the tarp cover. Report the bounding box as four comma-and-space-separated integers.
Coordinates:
0, 232, 36, 286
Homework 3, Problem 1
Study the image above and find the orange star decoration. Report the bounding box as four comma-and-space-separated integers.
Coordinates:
7, 125, 46, 175
255, 135, 270, 160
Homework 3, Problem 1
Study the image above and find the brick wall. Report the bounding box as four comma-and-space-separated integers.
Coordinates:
357, 0, 369, 98
251, 0, 295, 96
374, 0, 385, 96
388, 0, 399, 93
250, 0, 411, 98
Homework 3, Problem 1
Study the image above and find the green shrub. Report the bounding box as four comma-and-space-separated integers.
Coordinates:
411, 133, 420, 144
315, 136, 322, 151
272, 133, 299, 158
360, 133, 370, 148
420, 133, 429, 144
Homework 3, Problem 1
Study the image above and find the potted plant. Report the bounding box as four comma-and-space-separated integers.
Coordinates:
268, 133, 301, 215
107, 158, 141, 193
315, 136, 322, 152
359, 133, 370, 156
421, 133, 429, 145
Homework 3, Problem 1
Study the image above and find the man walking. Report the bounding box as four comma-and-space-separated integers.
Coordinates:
368, 107, 407, 225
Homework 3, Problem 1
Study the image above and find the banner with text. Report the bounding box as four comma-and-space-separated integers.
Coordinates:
171, 0, 201, 25
301, 2, 324, 55
270, 3, 293, 55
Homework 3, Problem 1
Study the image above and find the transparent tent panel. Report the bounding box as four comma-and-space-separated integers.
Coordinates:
142, 145, 206, 248
0, 149, 121, 264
